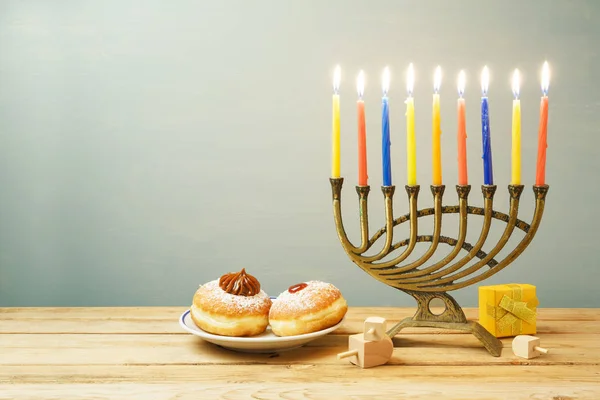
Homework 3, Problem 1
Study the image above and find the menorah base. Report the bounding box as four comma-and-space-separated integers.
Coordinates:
384, 291, 503, 357
386, 318, 503, 357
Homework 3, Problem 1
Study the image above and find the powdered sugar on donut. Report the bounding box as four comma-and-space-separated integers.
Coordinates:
270, 280, 342, 317
194, 279, 271, 316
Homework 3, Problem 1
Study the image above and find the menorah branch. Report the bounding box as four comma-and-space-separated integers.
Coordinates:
355, 185, 371, 253
391, 235, 497, 268
407, 185, 524, 289
417, 185, 547, 291
374, 185, 495, 277
378, 185, 470, 277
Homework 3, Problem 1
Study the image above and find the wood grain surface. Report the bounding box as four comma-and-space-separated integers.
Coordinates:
1, 307, 599, 399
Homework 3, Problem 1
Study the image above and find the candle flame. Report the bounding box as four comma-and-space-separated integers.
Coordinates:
512, 68, 520, 99
434, 66, 442, 93
541, 61, 550, 96
407, 63, 415, 96
333, 65, 341, 94
458, 70, 466, 97
357, 70, 365, 99
382, 66, 390, 96
481, 66, 489, 96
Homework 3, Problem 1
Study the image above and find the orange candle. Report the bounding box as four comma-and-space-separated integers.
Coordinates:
357, 71, 368, 186
535, 62, 550, 186
457, 70, 468, 185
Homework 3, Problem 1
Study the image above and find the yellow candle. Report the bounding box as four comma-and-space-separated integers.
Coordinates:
331, 65, 341, 178
511, 69, 521, 185
432, 66, 442, 185
406, 63, 417, 186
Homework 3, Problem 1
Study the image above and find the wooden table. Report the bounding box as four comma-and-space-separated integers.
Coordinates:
1, 307, 599, 399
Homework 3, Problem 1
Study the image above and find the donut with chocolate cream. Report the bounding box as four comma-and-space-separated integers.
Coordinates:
191, 269, 271, 337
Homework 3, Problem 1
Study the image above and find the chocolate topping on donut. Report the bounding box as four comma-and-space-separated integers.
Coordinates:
288, 282, 308, 293
218, 268, 261, 296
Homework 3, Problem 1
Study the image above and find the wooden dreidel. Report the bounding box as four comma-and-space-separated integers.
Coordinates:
512, 335, 550, 359
363, 316, 386, 341
337, 333, 394, 368
337, 317, 393, 368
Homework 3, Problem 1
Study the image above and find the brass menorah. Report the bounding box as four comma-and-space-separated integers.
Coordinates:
330, 178, 549, 356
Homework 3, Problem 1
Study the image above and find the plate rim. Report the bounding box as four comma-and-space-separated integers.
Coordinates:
179, 309, 344, 343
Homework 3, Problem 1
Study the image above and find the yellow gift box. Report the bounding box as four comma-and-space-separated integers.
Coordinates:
478, 283, 538, 338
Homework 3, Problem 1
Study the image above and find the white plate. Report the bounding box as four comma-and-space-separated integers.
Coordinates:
179, 309, 344, 353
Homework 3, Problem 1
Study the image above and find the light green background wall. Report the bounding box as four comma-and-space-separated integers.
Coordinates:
1, 0, 599, 307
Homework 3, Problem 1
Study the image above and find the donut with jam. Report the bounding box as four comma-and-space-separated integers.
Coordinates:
269, 281, 347, 336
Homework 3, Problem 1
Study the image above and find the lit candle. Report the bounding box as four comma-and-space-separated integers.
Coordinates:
511, 69, 521, 185
535, 61, 550, 186
406, 63, 416, 186
331, 65, 341, 178
432, 66, 442, 185
357, 70, 368, 186
457, 70, 468, 186
382, 67, 392, 186
481, 66, 493, 185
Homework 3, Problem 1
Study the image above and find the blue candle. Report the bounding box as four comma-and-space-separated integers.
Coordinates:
481, 66, 493, 185
382, 67, 392, 186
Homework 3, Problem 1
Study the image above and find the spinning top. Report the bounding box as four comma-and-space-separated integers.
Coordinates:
337, 317, 394, 368
512, 335, 549, 359
363, 316, 386, 341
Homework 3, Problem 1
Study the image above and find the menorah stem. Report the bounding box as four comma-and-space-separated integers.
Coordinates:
386, 291, 503, 357
406, 291, 467, 323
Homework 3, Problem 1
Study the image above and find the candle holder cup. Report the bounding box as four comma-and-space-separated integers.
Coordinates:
330, 177, 549, 356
